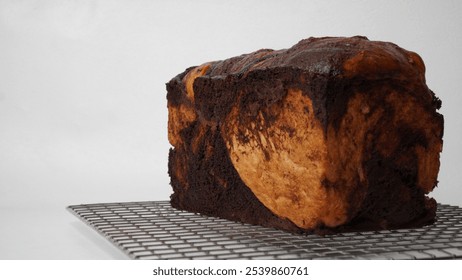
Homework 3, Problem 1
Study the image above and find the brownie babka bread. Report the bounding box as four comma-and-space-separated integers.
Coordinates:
166, 36, 444, 234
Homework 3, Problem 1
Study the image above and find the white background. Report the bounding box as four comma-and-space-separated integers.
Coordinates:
1, 0, 461, 259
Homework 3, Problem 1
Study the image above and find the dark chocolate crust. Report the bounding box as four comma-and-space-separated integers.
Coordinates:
167, 36, 443, 234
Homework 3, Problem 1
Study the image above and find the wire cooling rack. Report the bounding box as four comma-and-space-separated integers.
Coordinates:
68, 201, 462, 259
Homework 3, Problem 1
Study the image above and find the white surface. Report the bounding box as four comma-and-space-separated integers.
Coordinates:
0, 0, 461, 259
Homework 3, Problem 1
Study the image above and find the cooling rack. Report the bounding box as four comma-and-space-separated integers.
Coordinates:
68, 201, 462, 259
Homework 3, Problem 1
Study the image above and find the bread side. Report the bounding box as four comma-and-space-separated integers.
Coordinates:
167, 36, 444, 233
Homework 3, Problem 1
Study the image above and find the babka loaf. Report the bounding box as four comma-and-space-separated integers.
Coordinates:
166, 36, 444, 234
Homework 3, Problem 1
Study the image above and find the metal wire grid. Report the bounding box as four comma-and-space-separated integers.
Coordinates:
68, 201, 462, 259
